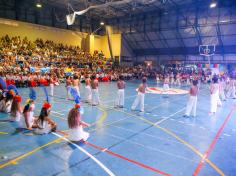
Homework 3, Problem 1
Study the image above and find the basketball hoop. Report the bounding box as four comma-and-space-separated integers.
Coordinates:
199, 45, 215, 57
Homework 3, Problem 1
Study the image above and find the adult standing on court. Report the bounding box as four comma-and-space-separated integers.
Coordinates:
115, 75, 125, 108
91, 75, 100, 106
184, 80, 199, 117
131, 77, 147, 112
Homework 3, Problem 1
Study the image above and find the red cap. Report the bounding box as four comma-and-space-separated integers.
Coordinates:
43, 102, 51, 109
75, 104, 80, 109
14, 95, 21, 103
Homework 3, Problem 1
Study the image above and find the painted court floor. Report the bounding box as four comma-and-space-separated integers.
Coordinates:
0, 80, 236, 176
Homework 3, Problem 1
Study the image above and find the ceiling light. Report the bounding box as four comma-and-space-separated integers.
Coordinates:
100, 22, 105, 26
36, 2, 42, 8
163, 11, 168, 15
210, 2, 217, 8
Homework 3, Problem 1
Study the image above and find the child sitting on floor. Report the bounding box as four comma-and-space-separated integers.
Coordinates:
68, 104, 90, 142
10, 95, 22, 122
34, 102, 57, 134
0, 91, 14, 113
22, 99, 35, 130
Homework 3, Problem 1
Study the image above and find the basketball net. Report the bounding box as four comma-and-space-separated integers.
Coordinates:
199, 45, 215, 66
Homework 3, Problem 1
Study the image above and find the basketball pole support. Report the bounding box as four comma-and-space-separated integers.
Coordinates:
106, 26, 114, 67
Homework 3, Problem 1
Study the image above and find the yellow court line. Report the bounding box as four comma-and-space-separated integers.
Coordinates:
96, 106, 108, 125
0, 131, 8, 135
0, 106, 108, 169
112, 108, 224, 176
0, 138, 62, 169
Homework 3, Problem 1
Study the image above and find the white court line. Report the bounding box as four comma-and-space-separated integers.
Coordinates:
51, 111, 65, 116
109, 106, 195, 146
91, 107, 196, 163
199, 126, 206, 130
168, 118, 223, 134
106, 133, 196, 163
223, 133, 231, 137
148, 95, 188, 112
147, 88, 209, 112
52, 132, 116, 176
111, 124, 182, 145
102, 94, 137, 104
178, 121, 186, 124
148, 108, 186, 132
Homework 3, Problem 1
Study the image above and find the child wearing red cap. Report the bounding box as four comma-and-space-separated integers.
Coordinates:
34, 102, 57, 134
67, 104, 90, 142
10, 95, 22, 122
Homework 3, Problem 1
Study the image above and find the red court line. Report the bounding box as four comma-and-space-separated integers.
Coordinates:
168, 90, 178, 93
85, 141, 171, 176
149, 88, 162, 92
57, 131, 170, 175
192, 103, 236, 176
57, 130, 69, 136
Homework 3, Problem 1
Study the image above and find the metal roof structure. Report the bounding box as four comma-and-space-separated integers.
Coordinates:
0, 0, 236, 60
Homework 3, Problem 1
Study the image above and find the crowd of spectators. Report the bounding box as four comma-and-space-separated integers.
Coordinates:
0, 35, 155, 87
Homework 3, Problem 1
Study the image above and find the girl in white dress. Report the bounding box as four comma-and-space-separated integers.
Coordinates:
68, 104, 90, 142
0, 92, 13, 113
22, 99, 35, 130
34, 102, 57, 134
10, 95, 22, 122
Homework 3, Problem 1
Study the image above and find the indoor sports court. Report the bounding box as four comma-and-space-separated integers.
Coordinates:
0, 0, 236, 176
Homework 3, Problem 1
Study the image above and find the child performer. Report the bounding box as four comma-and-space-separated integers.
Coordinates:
116, 75, 125, 108
170, 72, 174, 85
0, 91, 13, 113
66, 76, 72, 100
49, 75, 55, 96
22, 88, 36, 130
72, 74, 80, 97
10, 95, 22, 122
156, 74, 160, 86
68, 104, 90, 142
34, 102, 57, 134
163, 75, 170, 97
91, 75, 100, 106
209, 76, 220, 115
219, 77, 226, 101
184, 80, 199, 117
84, 75, 92, 103
175, 73, 181, 87
131, 77, 147, 112
226, 77, 236, 99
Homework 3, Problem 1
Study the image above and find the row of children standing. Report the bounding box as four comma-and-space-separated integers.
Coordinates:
184, 75, 236, 118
